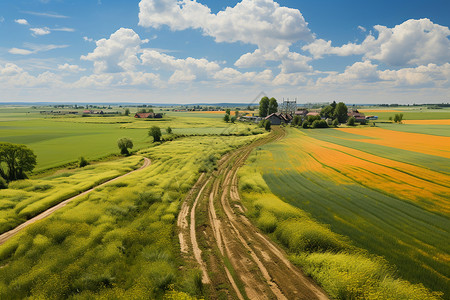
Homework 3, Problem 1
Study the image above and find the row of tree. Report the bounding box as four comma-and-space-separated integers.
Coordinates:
259, 97, 278, 117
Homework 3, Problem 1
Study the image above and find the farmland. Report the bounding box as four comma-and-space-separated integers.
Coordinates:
239, 125, 449, 298
0, 128, 264, 298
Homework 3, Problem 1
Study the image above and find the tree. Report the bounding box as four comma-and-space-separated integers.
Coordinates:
302, 120, 310, 129
235, 109, 239, 118
124, 108, 130, 116
347, 116, 356, 126
268, 97, 278, 115
332, 119, 339, 127
225, 108, 231, 115
117, 138, 133, 155
79, 156, 89, 167
149, 126, 162, 142
259, 96, 269, 118
320, 105, 335, 119
166, 126, 172, 134
292, 115, 301, 126
334, 102, 348, 123
0, 143, 37, 181
264, 120, 271, 131
394, 113, 404, 123
138, 108, 147, 113
224, 114, 230, 123
230, 116, 236, 123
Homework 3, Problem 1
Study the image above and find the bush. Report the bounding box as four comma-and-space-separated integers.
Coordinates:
302, 120, 310, 129
166, 126, 172, 134
312, 120, 328, 128
332, 119, 339, 127
264, 120, 271, 131
79, 156, 89, 168
347, 116, 356, 126
257, 210, 278, 233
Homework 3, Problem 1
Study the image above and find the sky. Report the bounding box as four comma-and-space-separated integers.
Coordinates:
0, 0, 449, 104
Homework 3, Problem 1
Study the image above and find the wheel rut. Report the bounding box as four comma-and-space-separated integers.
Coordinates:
178, 128, 329, 300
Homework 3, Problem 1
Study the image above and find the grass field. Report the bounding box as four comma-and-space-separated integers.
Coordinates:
239, 126, 449, 299
357, 107, 450, 121
0, 106, 258, 171
0, 133, 264, 298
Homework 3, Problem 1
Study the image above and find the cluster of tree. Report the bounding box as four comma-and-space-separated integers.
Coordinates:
320, 101, 348, 123
123, 108, 130, 116
223, 109, 236, 123
394, 113, 404, 123
259, 97, 278, 118
138, 108, 154, 113
0, 143, 37, 183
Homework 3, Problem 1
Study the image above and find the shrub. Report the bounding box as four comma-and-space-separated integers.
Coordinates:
257, 210, 278, 233
264, 120, 271, 131
347, 116, 356, 126
79, 156, 89, 168
302, 120, 310, 129
166, 126, 172, 134
312, 119, 328, 128
332, 119, 339, 127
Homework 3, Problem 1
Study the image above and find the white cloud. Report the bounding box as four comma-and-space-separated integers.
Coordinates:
303, 19, 450, 67
52, 27, 75, 32
22, 11, 69, 19
358, 25, 366, 32
15, 19, 29, 25
81, 28, 143, 73
30, 27, 51, 36
0, 63, 62, 87
138, 0, 312, 48
83, 36, 94, 42
9, 48, 34, 55
58, 63, 86, 72
8, 43, 69, 55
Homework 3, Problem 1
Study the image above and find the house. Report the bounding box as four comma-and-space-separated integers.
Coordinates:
265, 113, 291, 125
295, 109, 309, 118
347, 109, 366, 122
306, 112, 320, 117
134, 112, 155, 118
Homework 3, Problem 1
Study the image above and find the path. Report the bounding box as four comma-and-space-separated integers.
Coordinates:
177, 128, 329, 299
0, 157, 151, 246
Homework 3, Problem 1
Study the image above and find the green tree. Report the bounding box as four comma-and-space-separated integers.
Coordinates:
320, 105, 335, 118
334, 102, 349, 123
264, 120, 271, 131
166, 126, 172, 134
117, 137, 133, 155
302, 120, 310, 129
138, 108, 147, 113
230, 116, 236, 123
268, 97, 278, 114
224, 114, 230, 123
78, 156, 89, 168
347, 116, 356, 126
259, 96, 269, 117
292, 115, 301, 126
332, 119, 339, 127
225, 108, 231, 115
235, 109, 239, 118
394, 113, 404, 123
124, 108, 130, 116
0, 142, 36, 181
149, 126, 162, 142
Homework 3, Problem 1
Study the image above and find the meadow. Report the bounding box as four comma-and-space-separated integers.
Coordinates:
0, 132, 264, 298
239, 125, 449, 299
0, 106, 257, 171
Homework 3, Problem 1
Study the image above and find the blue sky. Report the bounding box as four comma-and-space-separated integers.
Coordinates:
0, 0, 449, 104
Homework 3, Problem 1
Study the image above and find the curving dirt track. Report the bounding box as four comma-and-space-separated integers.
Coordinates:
178, 128, 329, 299
0, 157, 151, 246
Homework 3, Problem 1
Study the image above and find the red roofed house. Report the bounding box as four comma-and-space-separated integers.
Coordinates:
135, 112, 155, 118
347, 109, 366, 122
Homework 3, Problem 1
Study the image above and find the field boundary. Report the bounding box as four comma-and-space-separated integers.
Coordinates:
0, 157, 151, 246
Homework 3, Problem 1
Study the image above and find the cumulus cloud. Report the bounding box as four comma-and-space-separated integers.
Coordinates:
303, 18, 450, 67
0, 63, 62, 87
138, 0, 312, 48
15, 19, 29, 25
81, 28, 143, 73
318, 60, 450, 87
58, 63, 86, 72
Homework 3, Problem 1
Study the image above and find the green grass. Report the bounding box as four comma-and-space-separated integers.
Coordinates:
376, 123, 450, 137
0, 133, 263, 299
360, 108, 450, 121
238, 127, 449, 299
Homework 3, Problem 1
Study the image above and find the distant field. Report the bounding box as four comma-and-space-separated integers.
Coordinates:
356, 108, 450, 121
244, 127, 450, 297
0, 107, 256, 171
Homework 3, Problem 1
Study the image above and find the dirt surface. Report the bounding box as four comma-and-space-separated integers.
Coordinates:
0, 157, 151, 246
178, 128, 329, 300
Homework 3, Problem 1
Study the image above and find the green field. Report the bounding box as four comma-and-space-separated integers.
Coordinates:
0, 106, 257, 171
239, 126, 450, 299
0, 131, 264, 298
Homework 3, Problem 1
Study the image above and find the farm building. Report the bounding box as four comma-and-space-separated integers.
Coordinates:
265, 113, 292, 125
306, 112, 320, 117
295, 109, 308, 117
134, 112, 163, 119
348, 109, 366, 122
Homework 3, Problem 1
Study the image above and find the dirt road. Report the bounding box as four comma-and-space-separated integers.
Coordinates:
0, 157, 151, 246
178, 128, 329, 299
